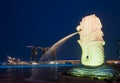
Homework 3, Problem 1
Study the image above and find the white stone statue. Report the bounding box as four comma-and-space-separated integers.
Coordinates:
76, 14, 105, 67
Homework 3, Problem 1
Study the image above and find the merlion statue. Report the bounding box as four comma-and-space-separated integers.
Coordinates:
76, 14, 105, 67
68, 14, 120, 80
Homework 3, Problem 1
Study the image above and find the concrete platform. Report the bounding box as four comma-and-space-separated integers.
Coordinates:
58, 72, 120, 83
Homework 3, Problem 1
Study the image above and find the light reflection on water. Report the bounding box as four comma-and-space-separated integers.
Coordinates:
0, 64, 81, 68
0, 63, 82, 82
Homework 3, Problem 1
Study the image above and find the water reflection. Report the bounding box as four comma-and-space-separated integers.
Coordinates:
0, 63, 81, 82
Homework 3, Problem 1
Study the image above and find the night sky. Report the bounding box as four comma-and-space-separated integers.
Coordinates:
0, 0, 120, 62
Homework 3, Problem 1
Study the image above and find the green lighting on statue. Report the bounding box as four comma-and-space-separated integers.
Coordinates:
76, 14, 105, 67
68, 14, 120, 80
78, 40, 105, 67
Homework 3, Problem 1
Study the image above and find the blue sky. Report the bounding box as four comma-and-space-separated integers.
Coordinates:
0, 0, 120, 62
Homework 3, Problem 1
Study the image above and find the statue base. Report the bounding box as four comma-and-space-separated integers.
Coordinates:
58, 72, 120, 83
67, 64, 120, 80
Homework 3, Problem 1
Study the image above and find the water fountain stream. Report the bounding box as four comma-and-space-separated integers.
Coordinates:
40, 32, 78, 61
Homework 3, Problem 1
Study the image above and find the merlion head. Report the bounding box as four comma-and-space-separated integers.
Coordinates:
76, 14, 103, 40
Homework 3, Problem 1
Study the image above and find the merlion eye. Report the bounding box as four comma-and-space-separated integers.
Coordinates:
79, 29, 82, 31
